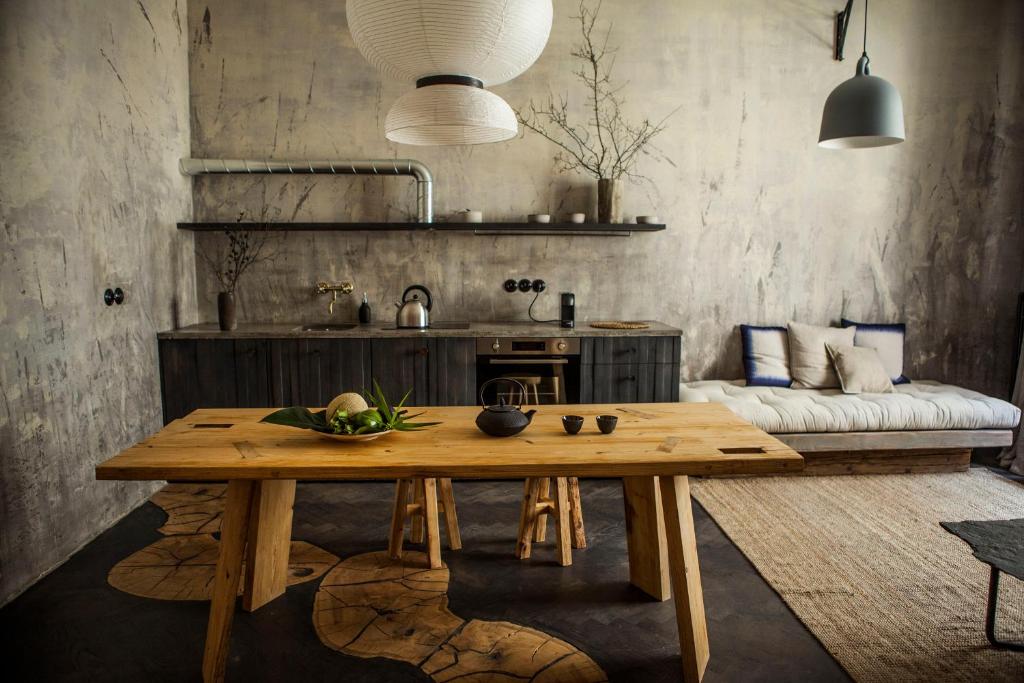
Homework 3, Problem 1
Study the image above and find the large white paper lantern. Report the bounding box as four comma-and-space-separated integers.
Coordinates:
347, 0, 553, 145
385, 83, 518, 145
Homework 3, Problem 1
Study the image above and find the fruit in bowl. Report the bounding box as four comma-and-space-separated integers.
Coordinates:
260, 380, 440, 439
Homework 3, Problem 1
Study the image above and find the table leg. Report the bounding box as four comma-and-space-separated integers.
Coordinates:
553, 477, 573, 567
202, 479, 256, 683
243, 479, 296, 612
659, 475, 710, 682
389, 479, 412, 559
422, 478, 442, 569
622, 476, 670, 601
986, 566, 1024, 651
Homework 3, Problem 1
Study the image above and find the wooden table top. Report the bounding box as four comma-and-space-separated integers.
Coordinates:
95, 403, 803, 481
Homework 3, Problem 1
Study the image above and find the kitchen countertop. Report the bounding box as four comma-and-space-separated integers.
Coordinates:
158, 321, 682, 339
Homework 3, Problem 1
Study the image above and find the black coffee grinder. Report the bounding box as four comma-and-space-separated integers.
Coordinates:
560, 292, 575, 328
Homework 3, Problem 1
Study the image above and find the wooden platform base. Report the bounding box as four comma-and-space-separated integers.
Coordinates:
713, 448, 973, 477
798, 448, 971, 475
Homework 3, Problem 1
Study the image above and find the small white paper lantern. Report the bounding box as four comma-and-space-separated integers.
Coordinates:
347, 0, 553, 145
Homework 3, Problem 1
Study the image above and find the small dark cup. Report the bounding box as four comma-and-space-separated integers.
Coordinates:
596, 415, 618, 434
562, 415, 584, 435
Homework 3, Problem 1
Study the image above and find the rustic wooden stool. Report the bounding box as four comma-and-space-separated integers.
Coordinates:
515, 476, 586, 566
389, 477, 461, 569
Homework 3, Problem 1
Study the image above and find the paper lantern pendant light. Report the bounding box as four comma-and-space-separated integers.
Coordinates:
347, 0, 553, 145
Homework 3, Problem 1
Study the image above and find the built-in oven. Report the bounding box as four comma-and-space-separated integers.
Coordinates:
476, 337, 581, 406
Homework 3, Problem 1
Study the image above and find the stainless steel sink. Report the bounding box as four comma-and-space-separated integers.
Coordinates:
294, 323, 357, 332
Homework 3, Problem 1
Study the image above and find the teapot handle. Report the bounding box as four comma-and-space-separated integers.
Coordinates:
479, 377, 526, 409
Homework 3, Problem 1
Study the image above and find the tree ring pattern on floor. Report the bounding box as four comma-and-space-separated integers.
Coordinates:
150, 483, 227, 535
108, 534, 337, 601
315, 551, 607, 682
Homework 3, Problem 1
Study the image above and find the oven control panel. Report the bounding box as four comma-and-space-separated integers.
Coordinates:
476, 337, 580, 356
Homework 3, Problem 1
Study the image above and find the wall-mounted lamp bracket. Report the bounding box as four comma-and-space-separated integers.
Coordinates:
833, 0, 854, 60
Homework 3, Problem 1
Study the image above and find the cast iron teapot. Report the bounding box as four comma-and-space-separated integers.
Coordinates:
476, 378, 537, 437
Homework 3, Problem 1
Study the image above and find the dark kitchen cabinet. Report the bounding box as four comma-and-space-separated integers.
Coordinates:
430, 338, 476, 406
270, 339, 370, 408
588, 336, 680, 404
158, 339, 272, 422
370, 338, 432, 406
368, 338, 476, 406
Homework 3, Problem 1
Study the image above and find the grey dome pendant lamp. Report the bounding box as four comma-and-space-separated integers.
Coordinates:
819, 0, 905, 149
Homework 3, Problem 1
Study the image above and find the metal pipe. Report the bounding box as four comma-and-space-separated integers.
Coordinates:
179, 158, 434, 223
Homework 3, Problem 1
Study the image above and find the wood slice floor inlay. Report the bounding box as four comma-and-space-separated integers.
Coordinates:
108, 534, 338, 601
314, 550, 607, 682
150, 483, 227, 535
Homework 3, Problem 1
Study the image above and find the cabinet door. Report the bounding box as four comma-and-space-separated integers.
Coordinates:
592, 363, 655, 404
159, 339, 241, 422
371, 338, 431, 406
272, 339, 371, 408
593, 336, 677, 365
430, 338, 476, 405
233, 339, 272, 407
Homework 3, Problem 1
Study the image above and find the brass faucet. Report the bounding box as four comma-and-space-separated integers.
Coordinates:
315, 281, 354, 315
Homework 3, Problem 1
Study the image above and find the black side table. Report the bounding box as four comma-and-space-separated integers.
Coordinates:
941, 518, 1024, 651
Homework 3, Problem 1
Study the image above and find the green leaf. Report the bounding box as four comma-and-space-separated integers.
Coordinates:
394, 420, 442, 431
260, 407, 331, 433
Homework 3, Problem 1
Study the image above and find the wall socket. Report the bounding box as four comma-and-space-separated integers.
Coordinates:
503, 278, 546, 293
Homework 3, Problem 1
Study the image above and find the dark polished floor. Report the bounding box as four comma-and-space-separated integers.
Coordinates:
0, 479, 850, 682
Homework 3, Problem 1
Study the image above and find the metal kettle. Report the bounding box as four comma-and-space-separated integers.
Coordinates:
395, 284, 432, 328
475, 378, 537, 437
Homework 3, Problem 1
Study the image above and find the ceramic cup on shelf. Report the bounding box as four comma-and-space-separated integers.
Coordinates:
568, 213, 586, 224
454, 209, 483, 223
636, 215, 659, 224
528, 214, 551, 224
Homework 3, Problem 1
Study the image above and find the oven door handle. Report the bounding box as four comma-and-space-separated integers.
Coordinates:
488, 358, 569, 365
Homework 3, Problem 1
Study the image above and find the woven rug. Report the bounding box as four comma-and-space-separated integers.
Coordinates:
691, 469, 1024, 682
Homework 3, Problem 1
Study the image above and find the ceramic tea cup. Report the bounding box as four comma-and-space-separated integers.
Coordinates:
562, 415, 584, 435
596, 415, 618, 434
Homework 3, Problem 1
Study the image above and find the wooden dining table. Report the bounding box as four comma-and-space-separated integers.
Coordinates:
96, 402, 803, 682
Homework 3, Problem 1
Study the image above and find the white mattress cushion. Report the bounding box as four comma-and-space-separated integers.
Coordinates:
679, 379, 1021, 434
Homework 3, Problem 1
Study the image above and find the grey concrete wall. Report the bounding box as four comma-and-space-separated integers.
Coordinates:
189, 0, 1024, 397
0, 1, 195, 604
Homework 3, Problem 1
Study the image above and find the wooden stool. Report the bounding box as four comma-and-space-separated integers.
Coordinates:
389, 477, 461, 569
500, 374, 542, 405
515, 476, 586, 566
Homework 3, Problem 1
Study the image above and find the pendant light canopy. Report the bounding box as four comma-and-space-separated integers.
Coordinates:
347, 0, 553, 145
819, 0, 905, 149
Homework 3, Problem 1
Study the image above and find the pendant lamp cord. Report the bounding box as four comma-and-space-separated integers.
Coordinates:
862, 0, 868, 56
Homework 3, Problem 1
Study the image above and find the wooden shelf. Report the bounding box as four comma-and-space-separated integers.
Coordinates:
177, 221, 665, 235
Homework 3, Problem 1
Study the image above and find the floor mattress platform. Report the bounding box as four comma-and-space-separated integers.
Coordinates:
681, 380, 1021, 475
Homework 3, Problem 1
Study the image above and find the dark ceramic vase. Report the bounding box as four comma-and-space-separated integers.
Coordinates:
217, 292, 237, 331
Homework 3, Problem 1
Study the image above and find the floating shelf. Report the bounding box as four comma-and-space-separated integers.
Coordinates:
177, 221, 665, 236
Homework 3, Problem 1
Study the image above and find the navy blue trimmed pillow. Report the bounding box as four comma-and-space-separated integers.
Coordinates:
840, 319, 910, 384
740, 325, 792, 387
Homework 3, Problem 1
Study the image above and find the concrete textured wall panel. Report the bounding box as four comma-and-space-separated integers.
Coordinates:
0, 0, 194, 604
188, 0, 1023, 397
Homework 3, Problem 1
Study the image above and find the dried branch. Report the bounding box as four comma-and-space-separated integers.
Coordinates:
199, 207, 278, 294
515, 0, 674, 181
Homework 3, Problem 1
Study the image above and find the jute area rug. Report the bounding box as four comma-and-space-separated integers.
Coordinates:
691, 469, 1024, 682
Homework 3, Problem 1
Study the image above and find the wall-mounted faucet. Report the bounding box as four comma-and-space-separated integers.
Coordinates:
315, 281, 354, 315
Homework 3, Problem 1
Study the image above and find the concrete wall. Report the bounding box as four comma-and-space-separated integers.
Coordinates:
190, 0, 1023, 398
0, 1, 194, 605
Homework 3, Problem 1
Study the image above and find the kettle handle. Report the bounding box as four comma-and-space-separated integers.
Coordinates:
402, 284, 432, 311
479, 377, 526, 409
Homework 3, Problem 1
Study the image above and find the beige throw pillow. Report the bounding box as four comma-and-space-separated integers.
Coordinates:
787, 322, 856, 389
826, 343, 894, 394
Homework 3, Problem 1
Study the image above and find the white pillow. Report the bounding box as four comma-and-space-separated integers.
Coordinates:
841, 319, 909, 384
826, 343, 894, 394
787, 322, 856, 389
740, 325, 792, 387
